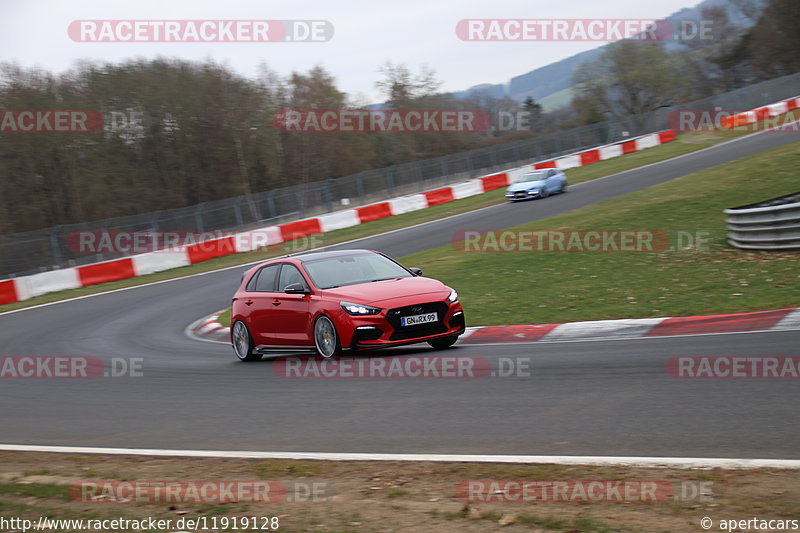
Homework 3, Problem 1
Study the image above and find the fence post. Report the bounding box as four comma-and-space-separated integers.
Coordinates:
233, 199, 243, 227
266, 192, 277, 222
415, 162, 424, 191
356, 172, 365, 199
194, 204, 205, 234
49, 226, 63, 269
323, 178, 334, 213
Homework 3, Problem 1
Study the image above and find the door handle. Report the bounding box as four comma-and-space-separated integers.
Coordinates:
244, 300, 253, 306
272, 299, 281, 306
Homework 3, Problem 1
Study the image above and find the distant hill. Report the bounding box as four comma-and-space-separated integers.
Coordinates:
452, 0, 764, 110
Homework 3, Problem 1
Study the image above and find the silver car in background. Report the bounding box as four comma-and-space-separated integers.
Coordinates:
505, 168, 567, 201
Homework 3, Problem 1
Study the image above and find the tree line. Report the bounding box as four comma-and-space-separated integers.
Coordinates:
570, 0, 799, 122
0, 0, 795, 234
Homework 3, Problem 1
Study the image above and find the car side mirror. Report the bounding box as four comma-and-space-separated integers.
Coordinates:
284, 283, 310, 294
409, 267, 423, 276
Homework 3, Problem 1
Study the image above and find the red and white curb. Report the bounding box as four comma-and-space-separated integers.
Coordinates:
188, 313, 230, 343
0, 444, 797, 469
189, 307, 800, 346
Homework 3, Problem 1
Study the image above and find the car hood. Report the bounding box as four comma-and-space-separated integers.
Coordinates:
507, 179, 545, 192
321, 276, 450, 306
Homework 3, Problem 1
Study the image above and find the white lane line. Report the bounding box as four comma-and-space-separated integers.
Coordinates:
0, 444, 797, 469
0, 125, 785, 318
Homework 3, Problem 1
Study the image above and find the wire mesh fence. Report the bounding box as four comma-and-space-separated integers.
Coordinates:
1, 73, 798, 278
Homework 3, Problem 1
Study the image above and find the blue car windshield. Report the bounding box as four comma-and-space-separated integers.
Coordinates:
515, 171, 546, 183
302, 253, 413, 289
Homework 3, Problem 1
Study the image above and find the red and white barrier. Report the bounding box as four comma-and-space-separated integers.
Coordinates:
132, 250, 191, 276
15, 268, 81, 301
720, 96, 800, 129
319, 211, 360, 233
389, 194, 428, 215
0, 129, 678, 306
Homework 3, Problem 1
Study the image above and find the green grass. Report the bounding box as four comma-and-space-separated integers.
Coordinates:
217, 308, 232, 328
517, 513, 569, 529
0, 483, 71, 501
0, 120, 786, 315
399, 141, 800, 325
250, 459, 330, 478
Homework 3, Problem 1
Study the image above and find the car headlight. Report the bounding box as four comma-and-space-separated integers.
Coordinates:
447, 289, 458, 303
528, 189, 539, 194
340, 301, 381, 315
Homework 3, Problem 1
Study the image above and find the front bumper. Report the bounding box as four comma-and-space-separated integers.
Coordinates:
341, 301, 465, 350
506, 190, 542, 201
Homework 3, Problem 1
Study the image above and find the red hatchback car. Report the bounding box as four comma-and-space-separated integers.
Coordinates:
230, 249, 466, 360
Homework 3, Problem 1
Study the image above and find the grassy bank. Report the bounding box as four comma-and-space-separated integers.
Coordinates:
401, 141, 800, 325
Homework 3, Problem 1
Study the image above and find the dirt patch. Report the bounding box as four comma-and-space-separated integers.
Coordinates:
0, 452, 797, 532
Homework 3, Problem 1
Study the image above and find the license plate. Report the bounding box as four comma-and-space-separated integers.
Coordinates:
401, 312, 437, 326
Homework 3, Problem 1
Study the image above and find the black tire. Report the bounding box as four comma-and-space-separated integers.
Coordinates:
313, 315, 341, 358
540, 187, 550, 199
428, 336, 459, 350
560, 182, 568, 193
231, 320, 262, 362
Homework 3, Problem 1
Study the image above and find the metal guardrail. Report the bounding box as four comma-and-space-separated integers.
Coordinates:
725, 192, 800, 251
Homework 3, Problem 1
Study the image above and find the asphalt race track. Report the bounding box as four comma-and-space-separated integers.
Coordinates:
1, 130, 799, 458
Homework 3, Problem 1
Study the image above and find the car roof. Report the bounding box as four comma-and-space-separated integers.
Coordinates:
289, 248, 375, 263
245, 249, 377, 276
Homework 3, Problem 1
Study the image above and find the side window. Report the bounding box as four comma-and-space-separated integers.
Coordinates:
245, 269, 258, 292
547, 169, 555, 178
250, 264, 280, 292
278, 264, 307, 292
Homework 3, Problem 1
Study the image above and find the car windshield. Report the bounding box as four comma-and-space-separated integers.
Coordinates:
515, 171, 546, 183
302, 253, 413, 289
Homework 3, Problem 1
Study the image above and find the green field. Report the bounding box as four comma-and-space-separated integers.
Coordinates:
401, 142, 800, 325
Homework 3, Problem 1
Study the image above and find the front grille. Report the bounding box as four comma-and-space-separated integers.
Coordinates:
387, 301, 448, 341
514, 191, 527, 198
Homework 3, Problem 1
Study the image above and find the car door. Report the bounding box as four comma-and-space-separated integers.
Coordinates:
270, 263, 313, 346
556, 169, 566, 190
242, 264, 281, 345
545, 169, 557, 193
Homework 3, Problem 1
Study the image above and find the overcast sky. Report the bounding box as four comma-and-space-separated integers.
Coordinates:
1, 0, 700, 103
